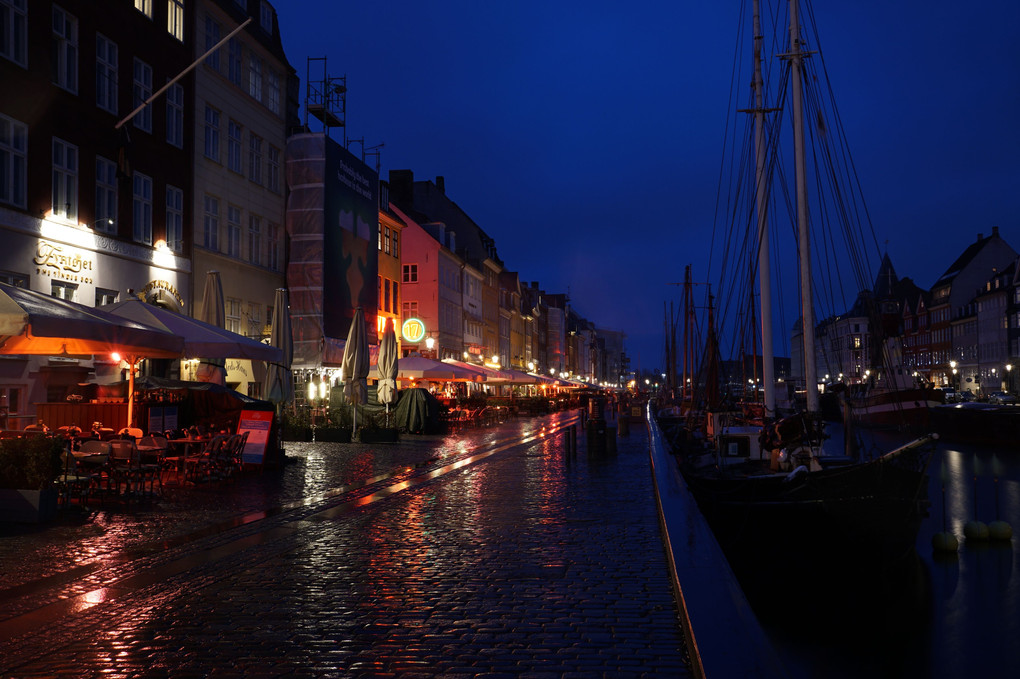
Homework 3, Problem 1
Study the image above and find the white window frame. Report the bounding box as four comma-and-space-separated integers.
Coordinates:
51, 281, 77, 301
134, 0, 152, 18
166, 82, 184, 148
133, 58, 153, 133
52, 5, 78, 94
0, 113, 27, 208
248, 53, 262, 101
203, 105, 220, 161
0, 0, 28, 67
52, 137, 78, 221
226, 297, 241, 334
95, 33, 118, 114
95, 156, 118, 232
226, 204, 241, 257
132, 172, 152, 244
248, 133, 262, 184
228, 37, 242, 86
166, 184, 183, 252
267, 145, 280, 192
227, 120, 242, 173
167, 0, 184, 41
203, 194, 219, 250
248, 214, 261, 265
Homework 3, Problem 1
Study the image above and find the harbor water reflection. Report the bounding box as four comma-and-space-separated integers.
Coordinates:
755, 429, 1020, 678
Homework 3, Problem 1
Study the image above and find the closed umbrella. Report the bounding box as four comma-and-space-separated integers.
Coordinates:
196, 271, 226, 385
262, 288, 293, 411
340, 307, 369, 434
377, 317, 398, 425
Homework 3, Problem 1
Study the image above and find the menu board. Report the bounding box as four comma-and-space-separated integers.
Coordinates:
236, 410, 273, 465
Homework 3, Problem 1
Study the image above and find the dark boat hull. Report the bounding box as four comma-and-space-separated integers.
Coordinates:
851, 387, 943, 430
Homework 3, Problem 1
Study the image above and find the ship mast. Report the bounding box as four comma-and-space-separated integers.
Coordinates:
752, 0, 775, 417
788, 0, 818, 413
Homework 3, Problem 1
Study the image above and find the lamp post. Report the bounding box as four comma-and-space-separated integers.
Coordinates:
1007, 363, 1013, 393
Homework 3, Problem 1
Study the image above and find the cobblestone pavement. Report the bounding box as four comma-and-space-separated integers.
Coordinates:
0, 411, 691, 678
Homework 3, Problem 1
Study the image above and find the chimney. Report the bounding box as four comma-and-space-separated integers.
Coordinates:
978, 233, 984, 242
993, 226, 1000, 237
436, 175, 445, 194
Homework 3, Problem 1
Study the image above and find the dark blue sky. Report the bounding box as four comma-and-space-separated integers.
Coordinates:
275, 1, 1020, 373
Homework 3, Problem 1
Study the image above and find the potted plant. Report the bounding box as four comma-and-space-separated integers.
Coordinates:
356, 411, 399, 443
0, 434, 64, 523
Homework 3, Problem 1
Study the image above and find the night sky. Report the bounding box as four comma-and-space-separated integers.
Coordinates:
274, 1, 1020, 373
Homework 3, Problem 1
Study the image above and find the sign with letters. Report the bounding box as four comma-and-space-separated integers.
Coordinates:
236, 410, 273, 465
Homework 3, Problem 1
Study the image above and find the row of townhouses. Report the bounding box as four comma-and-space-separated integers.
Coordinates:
795, 227, 1018, 396
0, 0, 629, 428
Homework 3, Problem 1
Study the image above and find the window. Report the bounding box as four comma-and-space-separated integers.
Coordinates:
1, 0, 27, 67
202, 194, 219, 250
248, 53, 262, 101
267, 222, 280, 270
166, 82, 183, 148
227, 120, 242, 173
392, 281, 399, 313
267, 69, 280, 114
403, 264, 418, 283
392, 232, 398, 258
204, 15, 221, 70
167, 0, 184, 41
95, 156, 117, 231
384, 279, 391, 313
134, 0, 152, 17
402, 301, 418, 320
384, 227, 391, 254
52, 138, 77, 221
0, 385, 24, 419
227, 37, 242, 86
248, 215, 261, 265
203, 106, 220, 161
225, 298, 241, 334
248, 133, 262, 184
132, 58, 152, 132
267, 145, 280, 192
52, 5, 78, 93
260, 1, 273, 32
0, 113, 27, 208
166, 184, 183, 251
0, 270, 27, 287
132, 172, 152, 244
247, 303, 261, 337
95, 287, 118, 306
51, 281, 77, 301
95, 34, 118, 113
226, 205, 241, 257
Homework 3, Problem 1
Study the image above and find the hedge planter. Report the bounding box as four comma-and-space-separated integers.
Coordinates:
0, 488, 59, 524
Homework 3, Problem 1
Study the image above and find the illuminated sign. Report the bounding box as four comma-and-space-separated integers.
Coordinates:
401, 318, 426, 343
33, 239, 95, 284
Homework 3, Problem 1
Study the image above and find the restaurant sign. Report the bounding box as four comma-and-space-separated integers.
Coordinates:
401, 317, 426, 343
33, 239, 95, 284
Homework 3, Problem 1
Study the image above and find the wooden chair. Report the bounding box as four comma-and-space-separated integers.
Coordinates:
56, 449, 96, 508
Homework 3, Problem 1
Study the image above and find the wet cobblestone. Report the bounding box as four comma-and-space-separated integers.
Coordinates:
1, 412, 691, 677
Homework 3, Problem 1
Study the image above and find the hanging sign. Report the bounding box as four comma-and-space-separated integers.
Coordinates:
401, 317, 426, 343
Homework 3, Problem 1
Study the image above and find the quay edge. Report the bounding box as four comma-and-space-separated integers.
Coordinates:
647, 404, 787, 678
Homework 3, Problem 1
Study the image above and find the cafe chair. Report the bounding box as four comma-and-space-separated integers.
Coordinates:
109, 439, 159, 501
118, 427, 144, 441
185, 434, 229, 483
56, 449, 96, 508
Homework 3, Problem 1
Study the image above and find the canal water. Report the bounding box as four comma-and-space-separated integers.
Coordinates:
748, 431, 1020, 678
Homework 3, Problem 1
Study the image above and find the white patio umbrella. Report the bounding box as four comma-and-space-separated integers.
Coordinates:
262, 288, 293, 411
196, 271, 226, 385
340, 307, 369, 434
376, 317, 399, 424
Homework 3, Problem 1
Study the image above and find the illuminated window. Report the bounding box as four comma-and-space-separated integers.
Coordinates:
167, 0, 184, 41
384, 227, 391, 254
0, 113, 27, 208
1, 0, 28, 67
96, 34, 118, 113
134, 0, 152, 17
52, 5, 78, 93
166, 185, 183, 251
51, 280, 77, 301
52, 137, 78, 221
95, 156, 117, 231
95, 288, 118, 306
225, 298, 241, 334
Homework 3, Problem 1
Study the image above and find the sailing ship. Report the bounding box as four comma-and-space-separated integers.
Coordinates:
668, 0, 938, 568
